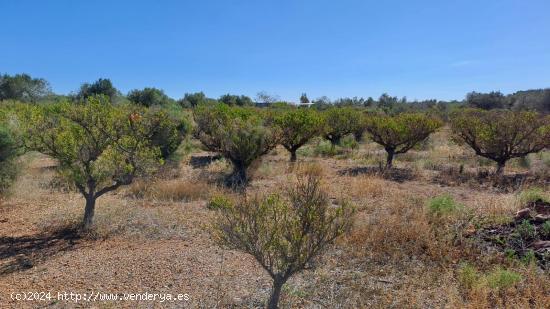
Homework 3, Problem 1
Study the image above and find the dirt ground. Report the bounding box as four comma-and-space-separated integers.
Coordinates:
1, 133, 549, 308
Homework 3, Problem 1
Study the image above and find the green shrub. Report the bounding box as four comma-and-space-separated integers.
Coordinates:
518, 187, 549, 204
457, 263, 480, 290
0, 125, 20, 193
486, 268, 522, 290
516, 220, 536, 241
207, 195, 233, 210
541, 221, 550, 239
427, 194, 463, 217
213, 172, 354, 309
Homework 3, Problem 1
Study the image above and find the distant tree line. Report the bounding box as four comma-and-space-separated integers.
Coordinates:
1, 73, 549, 114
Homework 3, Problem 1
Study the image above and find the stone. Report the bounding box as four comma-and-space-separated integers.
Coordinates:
530, 240, 550, 251
514, 208, 532, 221
534, 214, 550, 223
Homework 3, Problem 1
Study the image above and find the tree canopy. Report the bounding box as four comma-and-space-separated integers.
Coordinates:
273, 108, 324, 161
450, 108, 550, 175
0, 73, 51, 102
76, 78, 119, 102
364, 113, 442, 168
20, 95, 179, 228
218, 94, 254, 106
127, 87, 173, 107
193, 104, 279, 187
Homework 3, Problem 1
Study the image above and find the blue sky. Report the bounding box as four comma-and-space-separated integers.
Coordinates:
1, 0, 549, 102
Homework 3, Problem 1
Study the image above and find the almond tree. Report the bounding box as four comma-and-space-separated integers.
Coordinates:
450, 108, 550, 175
213, 172, 354, 309
21, 96, 182, 228
364, 113, 442, 168
273, 108, 324, 162
322, 107, 363, 146
193, 104, 280, 187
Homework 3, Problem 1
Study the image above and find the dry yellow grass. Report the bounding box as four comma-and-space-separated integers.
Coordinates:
1, 142, 549, 308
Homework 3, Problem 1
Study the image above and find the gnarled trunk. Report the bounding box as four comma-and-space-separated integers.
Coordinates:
495, 160, 506, 176
228, 161, 248, 188
267, 278, 285, 309
83, 195, 96, 230
290, 150, 297, 162
385, 148, 395, 169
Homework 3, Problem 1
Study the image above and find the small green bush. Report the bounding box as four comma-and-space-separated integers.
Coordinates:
516, 220, 536, 241
457, 263, 480, 290
540, 221, 550, 239
427, 194, 463, 217
518, 188, 549, 204
207, 195, 233, 210
486, 268, 522, 290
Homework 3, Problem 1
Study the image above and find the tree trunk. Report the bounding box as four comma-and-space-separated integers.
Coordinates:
495, 160, 506, 176
83, 196, 96, 229
290, 150, 297, 162
267, 279, 285, 309
229, 162, 248, 188
385, 148, 395, 169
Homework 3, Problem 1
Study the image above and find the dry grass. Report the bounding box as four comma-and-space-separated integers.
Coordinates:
1, 140, 549, 308
127, 178, 210, 202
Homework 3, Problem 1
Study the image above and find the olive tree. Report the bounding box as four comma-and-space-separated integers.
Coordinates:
273, 108, 324, 161
213, 172, 354, 309
127, 87, 173, 107
0, 73, 51, 103
21, 96, 181, 229
450, 109, 550, 175
364, 113, 442, 168
193, 104, 279, 187
322, 107, 363, 146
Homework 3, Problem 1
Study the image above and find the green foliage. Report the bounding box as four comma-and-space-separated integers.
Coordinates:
193, 104, 279, 186
457, 264, 522, 292
516, 220, 536, 241
364, 113, 442, 168
213, 172, 354, 308
177, 92, 217, 108
218, 94, 254, 106
322, 107, 363, 146
486, 268, 522, 290
273, 108, 324, 161
127, 87, 173, 107
0, 125, 20, 193
21, 95, 174, 227
466, 91, 507, 110
132, 106, 187, 160
299, 93, 309, 103
540, 221, 550, 239
427, 194, 463, 217
0, 73, 51, 102
518, 187, 549, 204
207, 194, 233, 210
450, 109, 550, 175
76, 78, 119, 102
457, 263, 480, 290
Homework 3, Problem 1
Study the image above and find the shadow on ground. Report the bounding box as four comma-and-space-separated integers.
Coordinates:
432, 166, 550, 192
189, 154, 223, 169
0, 227, 81, 275
338, 166, 416, 183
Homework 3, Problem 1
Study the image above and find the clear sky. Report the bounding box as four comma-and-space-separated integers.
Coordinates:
1, 0, 549, 102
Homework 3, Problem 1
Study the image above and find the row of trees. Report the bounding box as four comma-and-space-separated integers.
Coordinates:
7, 73, 549, 113
194, 105, 550, 187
